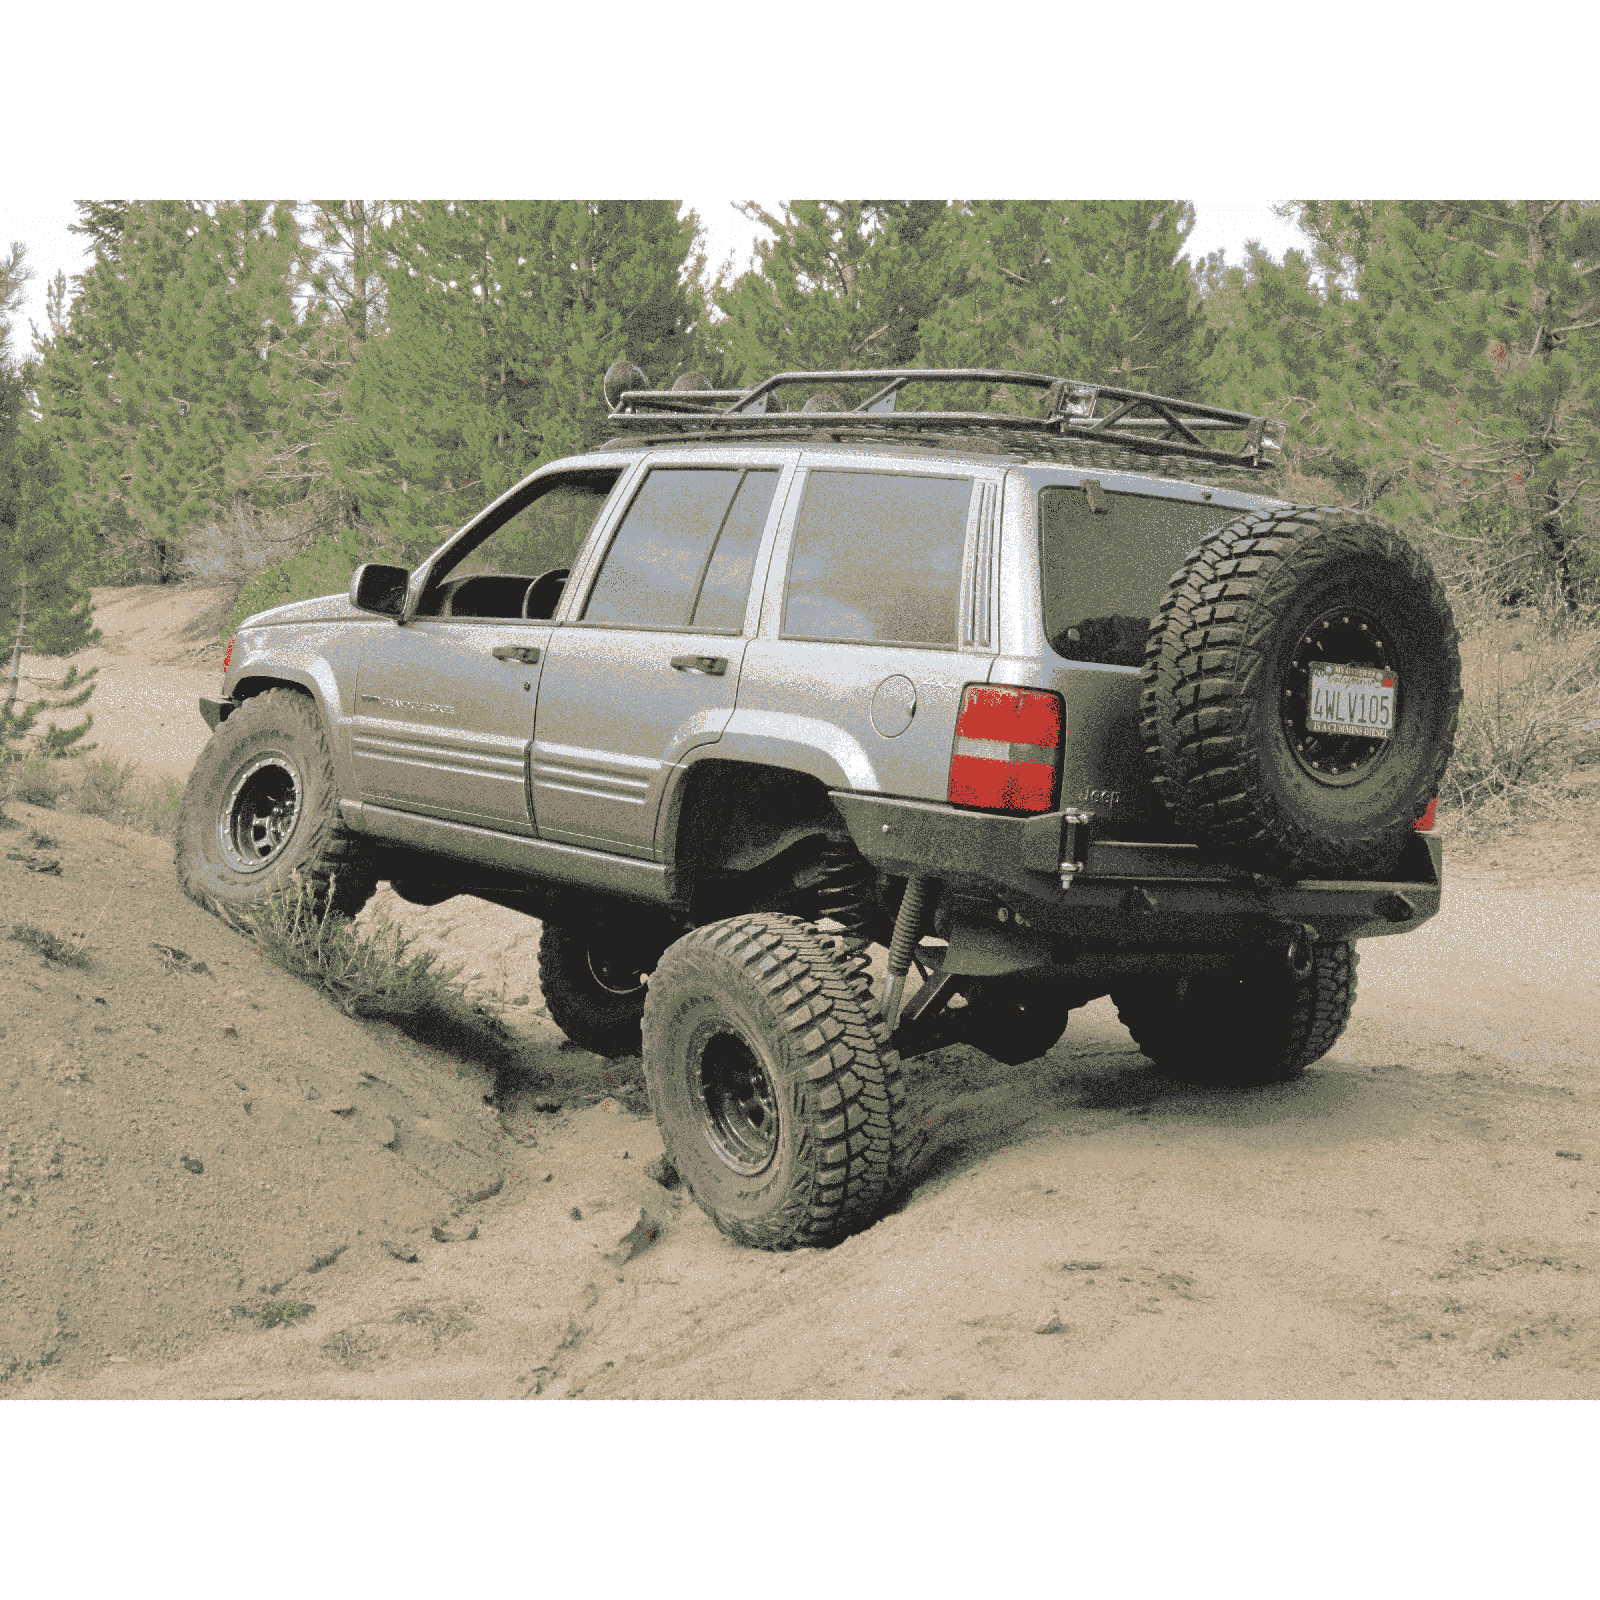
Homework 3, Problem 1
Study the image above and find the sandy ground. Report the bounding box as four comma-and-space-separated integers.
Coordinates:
13, 581, 236, 786
4, 583, 1598, 1400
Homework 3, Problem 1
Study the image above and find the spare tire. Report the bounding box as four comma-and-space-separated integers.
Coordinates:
1141, 506, 1461, 878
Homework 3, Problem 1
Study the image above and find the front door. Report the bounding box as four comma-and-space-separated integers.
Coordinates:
351, 471, 624, 833
531, 460, 790, 857
352, 616, 550, 833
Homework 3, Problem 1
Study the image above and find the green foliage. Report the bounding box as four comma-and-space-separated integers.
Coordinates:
712, 201, 960, 381
255, 1301, 315, 1329
225, 525, 406, 636
1219, 201, 1600, 606
35, 200, 340, 586
917, 201, 1212, 406
323, 200, 700, 551
226, 870, 478, 1022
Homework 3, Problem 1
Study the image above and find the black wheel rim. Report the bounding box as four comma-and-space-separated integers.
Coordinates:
586, 944, 650, 997
219, 755, 302, 872
695, 1029, 780, 1175
1281, 605, 1398, 785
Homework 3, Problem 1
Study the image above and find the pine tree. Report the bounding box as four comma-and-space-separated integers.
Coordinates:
1242, 201, 1600, 605
35, 200, 316, 583
916, 201, 1213, 406
711, 201, 959, 387
1, 241, 100, 766
326, 200, 700, 553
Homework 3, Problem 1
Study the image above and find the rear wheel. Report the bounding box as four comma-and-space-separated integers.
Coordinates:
642, 913, 911, 1250
536, 916, 674, 1057
1112, 942, 1358, 1087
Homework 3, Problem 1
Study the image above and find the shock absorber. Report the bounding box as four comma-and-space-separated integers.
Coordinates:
881, 876, 934, 1035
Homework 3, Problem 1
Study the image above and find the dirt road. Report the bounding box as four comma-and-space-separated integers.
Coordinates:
5, 584, 1597, 1399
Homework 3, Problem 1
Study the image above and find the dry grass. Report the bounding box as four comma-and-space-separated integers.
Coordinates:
0, 754, 186, 842
1434, 595, 1600, 841
218, 870, 496, 1028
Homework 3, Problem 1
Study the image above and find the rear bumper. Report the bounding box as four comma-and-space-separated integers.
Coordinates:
832, 792, 1442, 947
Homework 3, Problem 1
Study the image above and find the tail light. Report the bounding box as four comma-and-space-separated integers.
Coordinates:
948, 684, 1064, 813
222, 636, 235, 674
1414, 796, 1438, 831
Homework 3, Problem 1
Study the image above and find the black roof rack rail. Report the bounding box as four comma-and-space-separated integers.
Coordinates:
607, 368, 1286, 469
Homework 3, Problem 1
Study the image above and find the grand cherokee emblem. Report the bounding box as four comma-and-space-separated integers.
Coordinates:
360, 693, 457, 716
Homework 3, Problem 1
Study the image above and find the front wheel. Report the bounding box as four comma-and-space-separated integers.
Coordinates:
642, 913, 912, 1250
176, 689, 376, 918
1111, 942, 1358, 1087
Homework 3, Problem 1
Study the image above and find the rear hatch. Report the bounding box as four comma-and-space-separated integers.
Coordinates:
996, 469, 1282, 840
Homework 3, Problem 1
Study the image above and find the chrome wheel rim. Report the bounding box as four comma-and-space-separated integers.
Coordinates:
219, 755, 302, 872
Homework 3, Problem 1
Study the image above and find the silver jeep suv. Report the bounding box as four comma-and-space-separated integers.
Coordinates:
178, 366, 1461, 1249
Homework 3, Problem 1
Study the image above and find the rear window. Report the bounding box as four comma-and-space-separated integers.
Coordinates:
1039, 486, 1236, 666
782, 470, 972, 646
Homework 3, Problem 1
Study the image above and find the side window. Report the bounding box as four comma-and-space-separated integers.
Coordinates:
421, 472, 622, 618
781, 471, 972, 646
1038, 486, 1235, 666
583, 467, 778, 630
451, 475, 620, 580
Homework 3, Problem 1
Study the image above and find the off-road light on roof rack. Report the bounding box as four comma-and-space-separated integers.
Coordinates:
604, 367, 1287, 470
1045, 380, 1099, 420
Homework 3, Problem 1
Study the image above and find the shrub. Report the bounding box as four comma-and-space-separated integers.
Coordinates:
8, 923, 91, 970
74, 757, 140, 819
221, 871, 480, 1023
5, 757, 69, 809
255, 1301, 315, 1329
1439, 599, 1600, 820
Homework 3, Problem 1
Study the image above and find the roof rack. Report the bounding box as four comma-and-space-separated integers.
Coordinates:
606, 368, 1286, 469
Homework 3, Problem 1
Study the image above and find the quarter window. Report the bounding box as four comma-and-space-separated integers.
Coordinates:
782, 471, 971, 646
583, 468, 779, 630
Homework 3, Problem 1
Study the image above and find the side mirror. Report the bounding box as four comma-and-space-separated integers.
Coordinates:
350, 562, 409, 617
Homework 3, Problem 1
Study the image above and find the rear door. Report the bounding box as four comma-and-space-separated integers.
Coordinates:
737, 457, 1003, 801
530, 456, 794, 857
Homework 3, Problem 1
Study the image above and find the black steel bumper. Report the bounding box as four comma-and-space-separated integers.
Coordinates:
832, 792, 1442, 948
199, 696, 236, 732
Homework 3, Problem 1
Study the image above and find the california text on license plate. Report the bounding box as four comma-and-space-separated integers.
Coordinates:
1308, 663, 1396, 739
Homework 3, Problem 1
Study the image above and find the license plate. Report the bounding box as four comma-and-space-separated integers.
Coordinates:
1308, 663, 1396, 739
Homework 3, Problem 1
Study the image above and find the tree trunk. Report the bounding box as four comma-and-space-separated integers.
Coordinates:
1522, 202, 1579, 610
3, 567, 26, 725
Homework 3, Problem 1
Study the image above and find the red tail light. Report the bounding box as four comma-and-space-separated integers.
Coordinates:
222, 636, 235, 674
1414, 797, 1437, 831
948, 684, 1064, 813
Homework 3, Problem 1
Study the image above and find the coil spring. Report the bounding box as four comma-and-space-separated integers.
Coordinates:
809, 846, 876, 980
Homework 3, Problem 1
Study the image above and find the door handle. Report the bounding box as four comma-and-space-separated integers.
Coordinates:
493, 645, 541, 664
670, 654, 727, 676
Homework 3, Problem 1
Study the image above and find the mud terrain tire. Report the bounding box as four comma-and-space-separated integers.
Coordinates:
536, 916, 674, 1057
1141, 507, 1460, 878
176, 688, 376, 918
642, 913, 912, 1250
1112, 942, 1358, 1086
